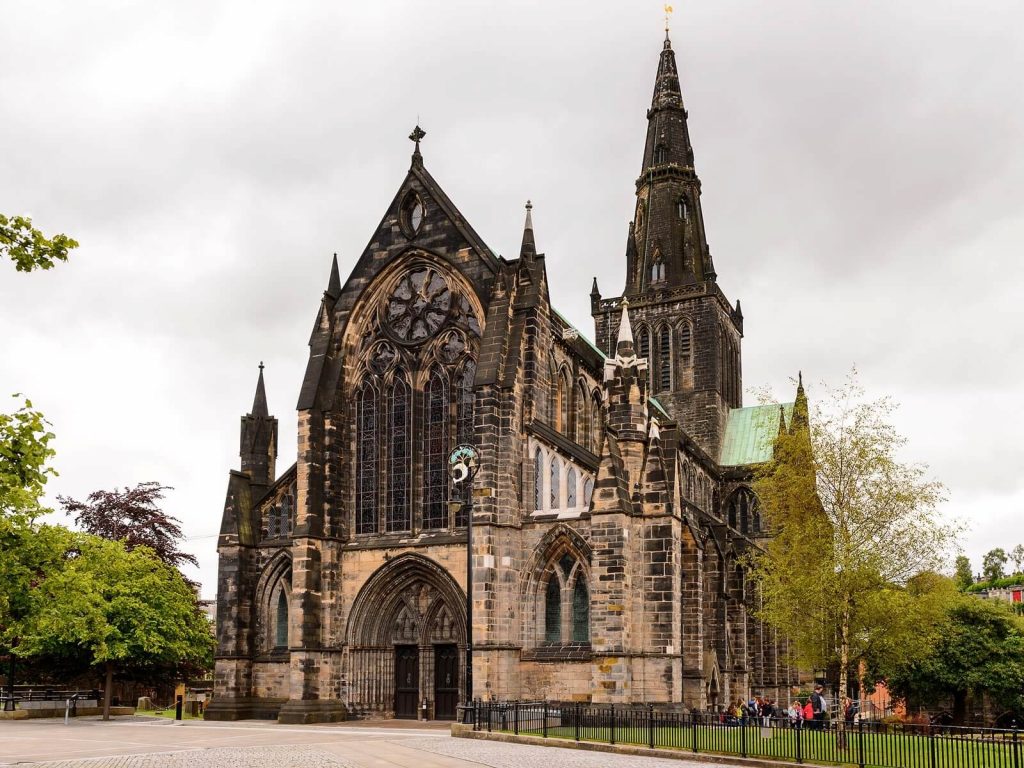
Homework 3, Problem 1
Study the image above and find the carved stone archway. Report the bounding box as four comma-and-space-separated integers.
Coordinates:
345, 554, 466, 718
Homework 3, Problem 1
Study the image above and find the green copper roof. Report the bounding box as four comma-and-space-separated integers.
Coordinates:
720, 402, 795, 467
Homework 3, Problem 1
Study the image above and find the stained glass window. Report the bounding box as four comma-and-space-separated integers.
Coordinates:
275, 590, 288, 648
583, 476, 594, 508
356, 384, 379, 534
280, 494, 293, 536
659, 326, 671, 391
591, 392, 603, 453
454, 361, 474, 527
567, 467, 578, 508
572, 579, 589, 642
544, 578, 561, 643
534, 448, 544, 511
422, 369, 449, 529
386, 374, 411, 532
549, 458, 560, 510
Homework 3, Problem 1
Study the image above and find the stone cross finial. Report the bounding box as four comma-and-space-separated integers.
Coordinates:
409, 125, 426, 152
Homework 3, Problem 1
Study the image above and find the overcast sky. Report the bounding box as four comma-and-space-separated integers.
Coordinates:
2, 1, 1022, 597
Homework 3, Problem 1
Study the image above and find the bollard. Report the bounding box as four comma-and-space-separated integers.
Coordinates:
175, 694, 183, 721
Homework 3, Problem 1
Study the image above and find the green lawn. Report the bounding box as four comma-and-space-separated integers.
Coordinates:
487, 721, 1019, 768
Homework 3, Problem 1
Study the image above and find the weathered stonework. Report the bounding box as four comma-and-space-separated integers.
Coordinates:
208, 33, 799, 725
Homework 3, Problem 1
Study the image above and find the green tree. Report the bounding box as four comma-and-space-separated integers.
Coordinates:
982, 548, 1008, 582
0, 396, 57, 518
0, 214, 78, 272
1010, 544, 1024, 576
886, 596, 1024, 724
751, 372, 956, 716
17, 535, 215, 719
954, 555, 974, 591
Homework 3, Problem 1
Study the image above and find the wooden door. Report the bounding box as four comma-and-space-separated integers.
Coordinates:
433, 644, 459, 720
394, 645, 419, 718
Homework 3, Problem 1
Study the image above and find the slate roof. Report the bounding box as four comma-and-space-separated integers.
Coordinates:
720, 402, 794, 467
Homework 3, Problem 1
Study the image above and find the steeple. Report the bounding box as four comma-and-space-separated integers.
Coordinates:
626, 31, 714, 295
790, 371, 809, 433
519, 200, 536, 260
251, 361, 269, 417
240, 362, 278, 494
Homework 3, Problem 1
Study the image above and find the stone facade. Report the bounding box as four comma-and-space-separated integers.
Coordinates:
207, 33, 801, 724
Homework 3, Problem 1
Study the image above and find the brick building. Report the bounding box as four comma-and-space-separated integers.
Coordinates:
207, 32, 801, 724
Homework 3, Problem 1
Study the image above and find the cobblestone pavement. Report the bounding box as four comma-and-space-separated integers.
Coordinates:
14, 745, 359, 768
402, 735, 710, 768
0, 719, 731, 768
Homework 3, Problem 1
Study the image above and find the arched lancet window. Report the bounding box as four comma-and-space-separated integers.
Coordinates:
751, 498, 761, 533
740, 493, 749, 534
637, 326, 650, 361
556, 371, 570, 434
549, 458, 561, 509
583, 476, 594, 508
456, 360, 476, 448
422, 369, 449, 529
567, 467, 578, 509
534, 448, 545, 511
679, 323, 692, 369
575, 382, 588, 449
651, 261, 665, 283
386, 374, 411, 532
677, 197, 689, 221
590, 391, 603, 453
356, 383, 379, 534
274, 590, 288, 649
280, 494, 293, 536
658, 326, 672, 391
544, 578, 561, 643
572, 579, 590, 642
728, 496, 738, 529
655, 145, 667, 164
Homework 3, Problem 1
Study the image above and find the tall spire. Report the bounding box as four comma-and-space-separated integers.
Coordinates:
625, 31, 713, 295
519, 200, 536, 260
326, 252, 341, 298
251, 361, 268, 418
790, 371, 809, 433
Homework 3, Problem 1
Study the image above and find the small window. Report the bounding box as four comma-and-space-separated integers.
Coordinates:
410, 200, 424, 231
658, 326, 672, 391
679, 324, 692, 369
583, 477, 594, 508
637, 327, 650, 360
275, 590, 288, 649
544, 578, 561, 643
567, 467, 578, 508
572, 580, 589, 642
534, 449, 545, 511
400, 193, 425, 237
550, 459, 560, 509
677, 198, 688, 221
655, 145, 667, 164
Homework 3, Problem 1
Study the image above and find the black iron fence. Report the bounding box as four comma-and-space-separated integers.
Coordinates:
472, 701, 1023, 768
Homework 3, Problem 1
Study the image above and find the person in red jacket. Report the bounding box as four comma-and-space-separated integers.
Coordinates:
803, 699, 814, 724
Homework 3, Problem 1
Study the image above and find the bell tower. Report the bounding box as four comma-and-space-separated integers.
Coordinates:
593, 31, 743, 460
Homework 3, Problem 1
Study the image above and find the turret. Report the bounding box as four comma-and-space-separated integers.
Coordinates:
240, 362, 278, 496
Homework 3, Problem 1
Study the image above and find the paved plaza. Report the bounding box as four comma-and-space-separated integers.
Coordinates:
0, 717, 726, 768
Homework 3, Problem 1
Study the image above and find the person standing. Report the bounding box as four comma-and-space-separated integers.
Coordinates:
811, 685, 827, 730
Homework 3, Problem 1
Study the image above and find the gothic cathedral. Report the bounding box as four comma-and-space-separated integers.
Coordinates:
209, 32, 803, 724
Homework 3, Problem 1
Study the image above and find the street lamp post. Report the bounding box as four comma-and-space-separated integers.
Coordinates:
449, 444, 479, 723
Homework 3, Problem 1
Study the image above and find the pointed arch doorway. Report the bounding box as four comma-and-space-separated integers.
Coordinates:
347, 554, 467, 720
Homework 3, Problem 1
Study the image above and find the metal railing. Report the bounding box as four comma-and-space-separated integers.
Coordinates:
472, 701, 1023, 768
